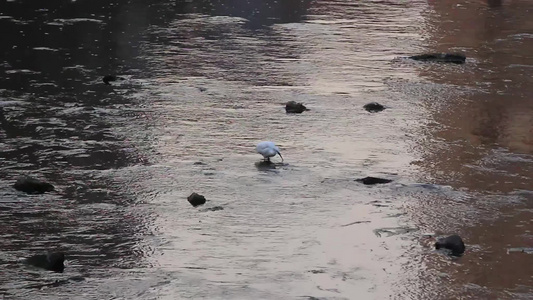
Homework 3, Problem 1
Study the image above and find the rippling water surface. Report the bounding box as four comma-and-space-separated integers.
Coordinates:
1, 0, 532, 299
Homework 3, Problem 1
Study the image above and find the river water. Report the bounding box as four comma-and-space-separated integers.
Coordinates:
1, 0, 532, 299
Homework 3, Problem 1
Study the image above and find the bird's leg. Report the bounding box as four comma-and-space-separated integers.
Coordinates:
267, 157, 271, 163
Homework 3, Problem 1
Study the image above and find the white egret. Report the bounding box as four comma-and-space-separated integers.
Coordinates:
256, 141, 283, 162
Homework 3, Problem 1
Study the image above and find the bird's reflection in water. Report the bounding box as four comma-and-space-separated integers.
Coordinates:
255, 161, 281, 171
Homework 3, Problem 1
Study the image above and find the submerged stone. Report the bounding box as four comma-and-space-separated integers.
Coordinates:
408, 53, 466, 64
374, 226, 418, 237
187, 192, 206, 207
435, 234, 465, 256
285, 101, 308, 114
25, 252, 65, 273
507, 247, 533, 254
102, 75, 124, 85
355, 177, 393, 185
13, 176, 54, 194
363, 102, 385, 113
201, 206, 224, 212
103, 75, 117, 84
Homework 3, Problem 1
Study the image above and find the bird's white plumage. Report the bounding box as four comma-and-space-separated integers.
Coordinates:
256, 141, 283, 161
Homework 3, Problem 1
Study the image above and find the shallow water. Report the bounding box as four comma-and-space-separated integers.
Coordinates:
1, 0, 532, 299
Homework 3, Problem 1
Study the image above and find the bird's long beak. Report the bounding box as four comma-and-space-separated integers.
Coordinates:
276, 150, 283, 162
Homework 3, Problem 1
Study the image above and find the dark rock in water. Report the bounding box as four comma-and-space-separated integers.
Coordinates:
187, 192, 206, 207
356, 177, 393, 185
25, 252, 65, 273
363, 102, 385, 113
435, 235, 465, 256
13, 176, 54, 194
102, 75, 125, 85
103, 75, 117, 84
408, 53, 466, 64
308, 269, 326, 274
285, 101, 309, 114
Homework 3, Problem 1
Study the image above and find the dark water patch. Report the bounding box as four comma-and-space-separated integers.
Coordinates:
21, 276, 86, 290
200, 206, 224, 212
